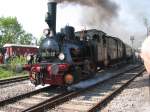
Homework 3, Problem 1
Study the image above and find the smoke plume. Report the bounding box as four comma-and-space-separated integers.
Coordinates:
55, 0, 135, 45
56, 0, 119, 25
141, 36, 150, 74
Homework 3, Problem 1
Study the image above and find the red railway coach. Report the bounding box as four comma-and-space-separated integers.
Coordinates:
3, 44, 39, 57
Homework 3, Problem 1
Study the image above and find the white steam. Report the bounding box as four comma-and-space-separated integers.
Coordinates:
141, 36, 150, 73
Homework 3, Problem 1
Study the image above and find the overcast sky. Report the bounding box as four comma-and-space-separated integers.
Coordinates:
0, 0, 150, 47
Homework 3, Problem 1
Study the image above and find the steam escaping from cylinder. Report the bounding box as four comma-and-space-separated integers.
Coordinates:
141, 36, 150, 74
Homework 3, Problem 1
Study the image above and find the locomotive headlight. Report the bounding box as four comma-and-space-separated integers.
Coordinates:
27, 55, 31, 61
43, 29, 50, 36
58, 53, 65, 60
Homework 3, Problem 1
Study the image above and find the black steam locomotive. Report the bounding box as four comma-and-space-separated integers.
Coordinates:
24, 1, 132, 86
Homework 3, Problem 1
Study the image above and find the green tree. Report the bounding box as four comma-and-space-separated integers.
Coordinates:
37, 36, 45, 46
19, 32, 33, 44
0, 16, 32, 46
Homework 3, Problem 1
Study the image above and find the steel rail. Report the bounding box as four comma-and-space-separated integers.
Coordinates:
0, 86, 54, 107
23, 65, 143, 112
88, 67, 145, 112
0, 76, 28, 85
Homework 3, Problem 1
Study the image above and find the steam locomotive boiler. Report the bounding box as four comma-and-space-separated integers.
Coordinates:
24, 1, 132, 86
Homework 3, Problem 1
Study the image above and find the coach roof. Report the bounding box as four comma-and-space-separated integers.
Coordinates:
3, 44, 39, 48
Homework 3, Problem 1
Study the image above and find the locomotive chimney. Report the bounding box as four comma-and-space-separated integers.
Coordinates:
45, 0, 57, 35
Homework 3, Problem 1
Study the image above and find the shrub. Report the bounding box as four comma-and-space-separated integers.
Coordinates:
8, 56, 27, 71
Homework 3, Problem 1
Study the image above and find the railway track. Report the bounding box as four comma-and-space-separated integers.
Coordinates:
0, 85, 65, 112
0, 65, 143, 112
18, 65, 144, 112
88, 66, 145, 112
0, 76, 28, 85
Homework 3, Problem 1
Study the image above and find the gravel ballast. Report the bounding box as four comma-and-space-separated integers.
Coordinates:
0, 64, 133, 103
0, 80, 35, 101
102, 71, 150, 112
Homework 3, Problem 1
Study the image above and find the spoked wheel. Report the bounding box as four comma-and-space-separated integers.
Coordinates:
83, 60, 96, 78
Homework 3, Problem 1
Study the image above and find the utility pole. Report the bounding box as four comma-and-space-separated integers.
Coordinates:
144, 17, 149, 37
0, 30, 3, 47
130, 36, 134, 49
130, 36, 135, 63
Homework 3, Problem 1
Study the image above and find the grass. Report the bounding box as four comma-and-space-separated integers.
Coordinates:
0, 67, 28, 79
0, 56, 29, 79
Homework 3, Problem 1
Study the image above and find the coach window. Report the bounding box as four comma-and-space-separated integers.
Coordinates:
93, 34, 99, 41
76, 36, 80, 41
